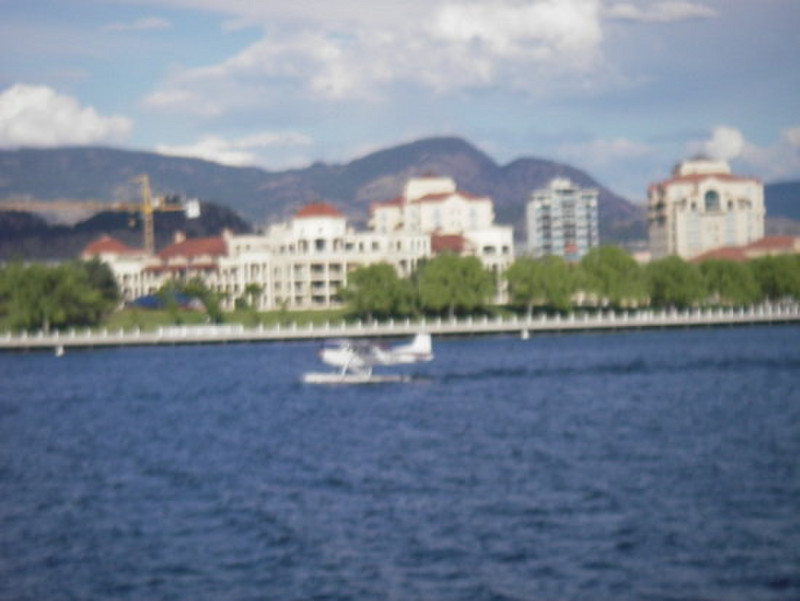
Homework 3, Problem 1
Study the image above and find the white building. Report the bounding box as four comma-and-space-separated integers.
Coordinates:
370, 176, 513, 260
81, 235, 153, 302
84, 177, 518, 310
370, 176, 497, 234
85, 202, 431, 311
648, 158, 764, 259
222, 202, 430, 310
370, 176, 514, 301
526, 178, 599, 261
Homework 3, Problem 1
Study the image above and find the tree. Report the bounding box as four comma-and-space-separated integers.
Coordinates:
699, 259, 760, 306
417, 254, 494, 318
749, 255, 800, 301
80, 258, 120, 310
176, 277, 224, 323
646, 256, 706, 309
0, 261, 116, 332
340, 263, 415, 320
506, 256, 576, 315
580, 246, 647, 308
157, 280, 184, 324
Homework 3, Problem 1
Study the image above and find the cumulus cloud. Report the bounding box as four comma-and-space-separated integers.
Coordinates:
692, 125, 746, 161
606, 1, 716, 23
431, 0, 602, 63
0, 84, 132, 148
102, 17, 172, 32
143, 0, 607, 115
688, 125, 800, 181
156, 131, 313, 167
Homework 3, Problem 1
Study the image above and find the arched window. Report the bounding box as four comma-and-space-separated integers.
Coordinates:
704, 190, 720, 212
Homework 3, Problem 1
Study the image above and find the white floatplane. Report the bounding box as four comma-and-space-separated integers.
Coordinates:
302, 332, 433, 384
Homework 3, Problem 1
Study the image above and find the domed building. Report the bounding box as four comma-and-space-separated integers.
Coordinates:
648, 157, 764, 259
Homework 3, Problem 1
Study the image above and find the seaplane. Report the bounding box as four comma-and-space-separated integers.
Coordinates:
302, 332, 433, 384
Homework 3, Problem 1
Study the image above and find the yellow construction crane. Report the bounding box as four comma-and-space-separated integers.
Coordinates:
134, 174, 156, 254
133, 174, 191, 254
0, 174, 199, 254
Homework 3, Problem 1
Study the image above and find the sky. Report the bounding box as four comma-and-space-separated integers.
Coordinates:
1, 0, 798, 202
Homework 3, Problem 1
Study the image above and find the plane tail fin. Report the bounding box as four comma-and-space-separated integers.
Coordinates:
409, 333, 432, 356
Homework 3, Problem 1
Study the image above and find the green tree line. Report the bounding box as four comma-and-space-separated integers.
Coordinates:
2, 247, 798, 330
0, 259, 119, 332
342, 248, 800, 319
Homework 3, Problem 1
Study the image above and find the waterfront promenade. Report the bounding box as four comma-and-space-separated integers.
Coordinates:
2, 303, 799, 352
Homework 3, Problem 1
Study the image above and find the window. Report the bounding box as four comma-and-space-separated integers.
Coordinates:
704, 190, 721, 212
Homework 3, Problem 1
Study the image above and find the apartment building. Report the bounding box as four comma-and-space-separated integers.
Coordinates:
648, 158, 764, 259
526, 178, 599, 260
370, 176, 513, 266
84, 176, 516, 310
221, 203, 430, 310
370, 176, 514, 302
85, 203, 431, 311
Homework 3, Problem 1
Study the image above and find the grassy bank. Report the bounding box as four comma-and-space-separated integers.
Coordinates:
103, 307, 349, 332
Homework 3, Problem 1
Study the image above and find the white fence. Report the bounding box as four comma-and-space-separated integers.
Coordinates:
2, 303, 799, 351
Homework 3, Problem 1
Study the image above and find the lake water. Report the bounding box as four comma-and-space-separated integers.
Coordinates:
1, 326, 799, 600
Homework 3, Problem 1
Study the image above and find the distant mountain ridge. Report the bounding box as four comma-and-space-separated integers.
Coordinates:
1, 137, 797, 252
0, 202, 251, 261
0, 137, 645, 242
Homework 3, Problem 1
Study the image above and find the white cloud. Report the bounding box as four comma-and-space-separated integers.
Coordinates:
691, 125, 745, 161
143, 0, 607, 115
156, 131, 313, 167
0, 84, 132, 148
102, 17, 172, 32
688, 125, 800, 181
431, 0, 602, 63
606, 1, 716, 23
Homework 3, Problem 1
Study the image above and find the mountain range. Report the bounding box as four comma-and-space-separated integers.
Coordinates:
0, 137, 644, 240
0, 136, 797, 260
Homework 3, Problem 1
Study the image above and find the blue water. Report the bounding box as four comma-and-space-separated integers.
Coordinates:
1, 326, 799, 600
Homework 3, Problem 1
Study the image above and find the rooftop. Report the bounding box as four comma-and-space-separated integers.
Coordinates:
82, 235, 142, 256
431, 232, 467, 254
295, 202, 343, 219
158, 236, 227, 259
691, 236, 799, 262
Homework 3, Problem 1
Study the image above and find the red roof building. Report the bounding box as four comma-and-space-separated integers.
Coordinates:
648, 158, 765, 259
295, 202, 343, 219
369, 176, 495, 236
431, 233, 468, 254
690, 246, 749, 263
691, 236, 800, 263
157, 236, 227, 260
81, 235, 144, 259
744, 235, 800, 256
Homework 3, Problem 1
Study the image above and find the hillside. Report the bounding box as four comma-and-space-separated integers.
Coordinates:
2, 140, 797, 260
0, 202, 251, 261
0, 137, 645, 243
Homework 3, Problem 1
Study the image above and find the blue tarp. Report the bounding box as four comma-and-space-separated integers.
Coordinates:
128, 292, 201, 310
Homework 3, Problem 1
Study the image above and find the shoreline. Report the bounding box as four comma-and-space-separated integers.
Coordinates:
2, 303, 798, 353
